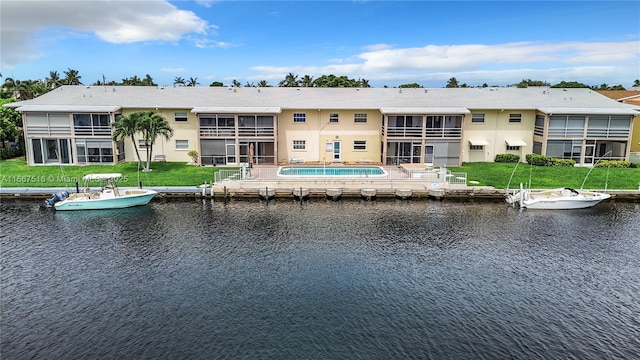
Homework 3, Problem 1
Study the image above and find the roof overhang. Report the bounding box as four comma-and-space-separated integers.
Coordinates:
538, 107, 639, 115
14, 105, 122, 113
468, 139, 489, 146
191, 107, 282, 114
506, 139, 527, 147
380, 107, 470, 115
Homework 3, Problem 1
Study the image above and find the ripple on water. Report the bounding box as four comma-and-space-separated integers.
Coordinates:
1, 199, 639, 359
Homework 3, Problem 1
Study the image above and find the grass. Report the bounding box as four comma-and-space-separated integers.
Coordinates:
1, 158, 639, 190
0, 159, 225, 188
449, 162, 640, 190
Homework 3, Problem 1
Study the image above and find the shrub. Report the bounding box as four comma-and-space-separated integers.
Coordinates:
494, 154, 520, 163
0, 146, 25, 160
526, 154, 552, 166
594, 160, 630, 168
550, 158, 575, 167
525, 154, 575, 166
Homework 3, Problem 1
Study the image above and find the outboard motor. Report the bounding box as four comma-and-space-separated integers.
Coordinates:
44, 190, 70, 208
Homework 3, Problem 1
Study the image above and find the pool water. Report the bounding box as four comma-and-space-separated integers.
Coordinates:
277, 165, 387, 177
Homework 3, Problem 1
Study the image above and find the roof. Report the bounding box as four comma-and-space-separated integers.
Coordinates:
5, 85, 639, 115
597, 90, 640, 105
380, 107, 470, 114
12, 105, 121, 112
191, 106, 282, 114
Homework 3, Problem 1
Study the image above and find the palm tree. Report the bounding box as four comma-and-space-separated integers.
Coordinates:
138, 112, 174, 171
112, 112, 144, 166
257, 80, 270, 87
187, 77, 199, 87
46, 71, 62, 89
445, 77, 459, 88
358, 78, 371, 88
142, 74, 156, 86
63, 68, 82, 85
232, 79, 241, 87
130, 75, 142, 85
0, 78, 47, 99
300, 75, 314, 87
173, 77, 185, 87
279, 73, 299, 87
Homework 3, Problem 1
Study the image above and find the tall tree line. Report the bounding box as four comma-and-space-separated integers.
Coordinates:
2, 69, 637, 100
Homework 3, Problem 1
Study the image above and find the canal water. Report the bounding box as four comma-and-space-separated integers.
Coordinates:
1, 199, 639, 359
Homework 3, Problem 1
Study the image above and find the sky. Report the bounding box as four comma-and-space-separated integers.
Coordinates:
1, 0, 639, 88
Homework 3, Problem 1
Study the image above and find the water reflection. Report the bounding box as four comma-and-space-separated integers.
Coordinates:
1, 199, 639, 359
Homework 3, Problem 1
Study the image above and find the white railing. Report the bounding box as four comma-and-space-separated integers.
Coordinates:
213, 166, 467, 185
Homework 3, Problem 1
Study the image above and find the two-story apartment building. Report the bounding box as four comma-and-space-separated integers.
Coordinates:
5, 86, 638, 167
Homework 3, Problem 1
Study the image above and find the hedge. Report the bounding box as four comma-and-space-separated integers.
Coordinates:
594, 160, 631, 168
525, 154, 575, 167
494, 154, 520, 163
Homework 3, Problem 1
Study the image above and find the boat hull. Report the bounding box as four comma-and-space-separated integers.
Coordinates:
54, 190, 157, 211
507, 188, 610, 210
522, 196, 610, 210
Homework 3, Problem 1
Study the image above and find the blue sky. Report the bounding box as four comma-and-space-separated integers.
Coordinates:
1, 0, 639, 88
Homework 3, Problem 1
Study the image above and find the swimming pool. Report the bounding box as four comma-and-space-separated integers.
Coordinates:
277, 165, 388, 177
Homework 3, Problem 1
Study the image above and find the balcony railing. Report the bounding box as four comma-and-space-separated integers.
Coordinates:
238, 126, 275, 137
385, 127, 423, 137
425, 128, 462, 138
74, 126, 111, 136
586, 128, 630, 138
199, 126, 235, 137
547, 128, 584, 137
27, 125, 72, 136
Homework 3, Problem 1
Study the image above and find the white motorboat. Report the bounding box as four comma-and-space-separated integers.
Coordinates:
506, 184, 610, 210
45, 173, 157, 211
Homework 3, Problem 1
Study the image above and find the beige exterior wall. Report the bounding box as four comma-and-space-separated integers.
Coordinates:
277, 109, 382, 164
462, 110, 534, 163
119, 108, 199, 163
631, 115, 640, 153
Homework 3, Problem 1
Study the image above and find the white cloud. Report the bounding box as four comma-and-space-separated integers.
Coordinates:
0, 0, 212, 68
251, 41, 640, 86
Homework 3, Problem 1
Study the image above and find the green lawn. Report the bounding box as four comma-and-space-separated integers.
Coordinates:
1, 158, 639, 190
449, 162, 640, 190
0, 159, 224, 187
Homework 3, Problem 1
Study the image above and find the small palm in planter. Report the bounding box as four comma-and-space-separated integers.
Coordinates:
187, 150, 199, 165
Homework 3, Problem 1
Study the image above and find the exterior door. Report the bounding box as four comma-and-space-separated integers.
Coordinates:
226, 143, 236, 165
584, 142, 595, 165
412, 144, 421, 163
424, 145, 434, 164
332, 141, 341, 161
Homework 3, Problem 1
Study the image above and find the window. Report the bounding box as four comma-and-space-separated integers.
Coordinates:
293, 140, 306, 150
471, 113, 485, 123
469, 145, 484, 151
176, 140, 189, 150
509, 114, 522, 123
138, 139, 149, 150
76, 139, 113, 163
354, 113, 367, 123
174, 112, 188, 122
506, 145, 520, 151
73, 113, 111, 135
293, 113, 306, 123
353, 140, 367, 151
329, 113, 339, 123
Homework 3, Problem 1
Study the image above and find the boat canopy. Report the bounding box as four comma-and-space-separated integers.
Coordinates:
83, 173, 122, 181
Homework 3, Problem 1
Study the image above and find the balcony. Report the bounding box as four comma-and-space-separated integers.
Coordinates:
200, 126, 235, 137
